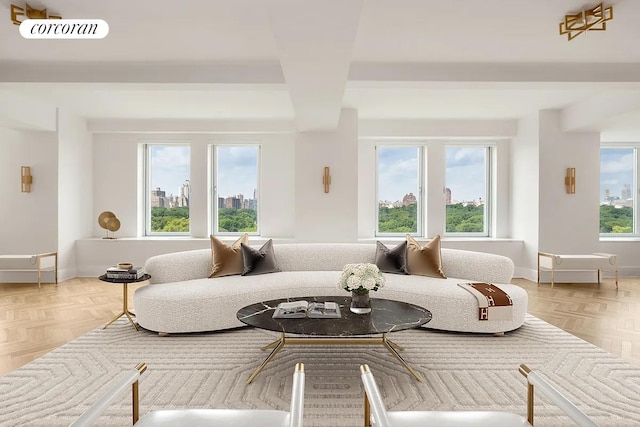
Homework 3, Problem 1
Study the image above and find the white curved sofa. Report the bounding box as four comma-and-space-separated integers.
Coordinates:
134, 243, 527, 334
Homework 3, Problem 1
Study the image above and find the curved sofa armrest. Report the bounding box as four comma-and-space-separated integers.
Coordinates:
144, 249, 211, 284
441, 248, 514, 284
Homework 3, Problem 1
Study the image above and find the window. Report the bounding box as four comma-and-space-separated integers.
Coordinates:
445, 146, 490, 236
376, 146, 422, 235
145, 144, 191, 235
213, 145, 259, 234
600, 147, 634, 235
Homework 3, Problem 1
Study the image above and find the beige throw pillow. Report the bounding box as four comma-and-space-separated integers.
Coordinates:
209, 233, 249, 278
406, 234, 447, 279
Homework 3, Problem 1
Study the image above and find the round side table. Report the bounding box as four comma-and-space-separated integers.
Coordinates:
98, 274, 151, 331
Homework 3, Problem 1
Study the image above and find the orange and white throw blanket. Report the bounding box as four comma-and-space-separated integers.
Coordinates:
458, 282, 513, 321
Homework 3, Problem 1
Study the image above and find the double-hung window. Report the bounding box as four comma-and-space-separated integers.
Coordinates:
144, 144, 191, 235
376, 146, 423, 236
444, 146, 490, 236
212, 145, 260, 235
600, 146, 635, 235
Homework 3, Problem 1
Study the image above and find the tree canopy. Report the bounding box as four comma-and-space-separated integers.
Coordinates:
218, 208, 257, 232
151, 207, 190, 232
600, 205, 632, 233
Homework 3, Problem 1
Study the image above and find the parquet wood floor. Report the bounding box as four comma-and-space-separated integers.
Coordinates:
0, 277, 638, 376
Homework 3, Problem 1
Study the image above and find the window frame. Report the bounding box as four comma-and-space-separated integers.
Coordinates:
211, 143, 261, 236
599, 144, 638, 237
374, 145, 424, 237
443, 145, 492, 238
144, 142, 191, 237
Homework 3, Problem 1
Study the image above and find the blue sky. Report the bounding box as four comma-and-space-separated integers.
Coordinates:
150, 145, 190, 196
600, 148, 634, 200
377, 146, 486, 203
150, 145, 258, 199
215, 146, 258, 199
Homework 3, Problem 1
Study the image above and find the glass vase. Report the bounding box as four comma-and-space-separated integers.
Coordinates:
350, 290, 371, 314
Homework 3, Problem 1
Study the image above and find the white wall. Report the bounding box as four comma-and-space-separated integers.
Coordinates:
538, 110, 600, 253
92, 133, 296, 239
510, 113, 540, 279
57, 110, 93, 280
295, 109, 359, 242
512, 110, 602, 281
0, 127, 58, 282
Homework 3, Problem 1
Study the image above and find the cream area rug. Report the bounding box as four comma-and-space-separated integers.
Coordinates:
1, 315, 639, 426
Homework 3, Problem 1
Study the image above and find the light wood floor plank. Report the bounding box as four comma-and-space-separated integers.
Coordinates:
0, 276, 638, 376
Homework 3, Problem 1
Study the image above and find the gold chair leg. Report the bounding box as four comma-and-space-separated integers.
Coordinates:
364, 391, 371, 427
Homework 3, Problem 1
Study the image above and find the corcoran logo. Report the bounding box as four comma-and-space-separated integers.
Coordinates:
19, 19, 109, 39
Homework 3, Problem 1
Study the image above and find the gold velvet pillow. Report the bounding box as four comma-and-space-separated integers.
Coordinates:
405, 234, 447, 279
209, 233, 249, 278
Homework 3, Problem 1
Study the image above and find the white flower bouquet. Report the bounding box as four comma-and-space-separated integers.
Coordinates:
337, 263, 385, 294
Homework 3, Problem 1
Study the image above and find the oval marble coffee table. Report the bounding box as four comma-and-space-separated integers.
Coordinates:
237, 295, 432, 384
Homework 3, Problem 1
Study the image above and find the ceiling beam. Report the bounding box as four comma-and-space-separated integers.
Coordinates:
561, 91, 640, 131
0, 61, 285, 84
265, 0, 364, 132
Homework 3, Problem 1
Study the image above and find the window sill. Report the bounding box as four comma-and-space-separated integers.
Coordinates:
359, 237, 522, 243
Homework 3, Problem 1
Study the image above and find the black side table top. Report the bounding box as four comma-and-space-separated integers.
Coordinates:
98, 274, 151, 284
237, 295, 431, 336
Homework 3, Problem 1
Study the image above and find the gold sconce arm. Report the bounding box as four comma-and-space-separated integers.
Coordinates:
565, 167, 576, 194
322, 167, 331, 193
21, 166, 32, 192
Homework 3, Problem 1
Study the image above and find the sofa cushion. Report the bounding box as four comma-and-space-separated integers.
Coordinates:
241, 239, 281, 276
406, 235, 447, 279
375, 241, 408, 274
209, 234, 248, 278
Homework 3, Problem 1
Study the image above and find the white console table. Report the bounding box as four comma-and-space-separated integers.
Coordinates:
537, 252, 618, 289
0, 252, 58, 288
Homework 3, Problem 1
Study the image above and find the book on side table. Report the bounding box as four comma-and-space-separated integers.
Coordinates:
106, 266, 145, 280
272, 300, 341, 319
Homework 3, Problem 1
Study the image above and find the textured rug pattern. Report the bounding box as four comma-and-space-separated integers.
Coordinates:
1, 315, 639, 426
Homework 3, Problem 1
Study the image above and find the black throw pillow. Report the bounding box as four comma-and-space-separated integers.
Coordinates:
241, 239, 281, 276
375, 241, 409, 274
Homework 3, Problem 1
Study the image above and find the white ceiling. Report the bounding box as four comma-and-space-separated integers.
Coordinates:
1, 0, 639, 134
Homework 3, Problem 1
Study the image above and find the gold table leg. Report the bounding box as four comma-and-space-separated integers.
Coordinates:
381, 334, 424, 382
103, 283, 138, 331
247, 334, 286, 383
247, 332, 423, 383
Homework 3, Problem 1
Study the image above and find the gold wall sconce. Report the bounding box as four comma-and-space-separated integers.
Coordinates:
21, 166, 32, 192
322, 167, 331, 193
565, 167, 576, 194
559, 3, 613, 41
11, 3, 62, 25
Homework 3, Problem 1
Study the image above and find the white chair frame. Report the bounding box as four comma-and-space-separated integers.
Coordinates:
70, 362, 305, 427
361, 363, 598, 427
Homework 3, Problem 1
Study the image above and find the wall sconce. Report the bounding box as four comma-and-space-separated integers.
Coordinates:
11, 3, 62, 25
322, 167, 331, 193
565, 167, 576, 194
559, 3, 613, 41
21, 166, 32, 193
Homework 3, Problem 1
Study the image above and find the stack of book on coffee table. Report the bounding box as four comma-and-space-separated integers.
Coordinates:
105, 265, 145, 280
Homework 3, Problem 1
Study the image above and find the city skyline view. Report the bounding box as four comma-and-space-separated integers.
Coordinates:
150, 145, 259, 201
600, 148, 633, 202
377, 146, 486, 204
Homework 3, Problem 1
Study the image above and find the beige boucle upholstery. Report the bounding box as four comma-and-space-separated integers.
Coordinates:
134, 243, 526, 334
